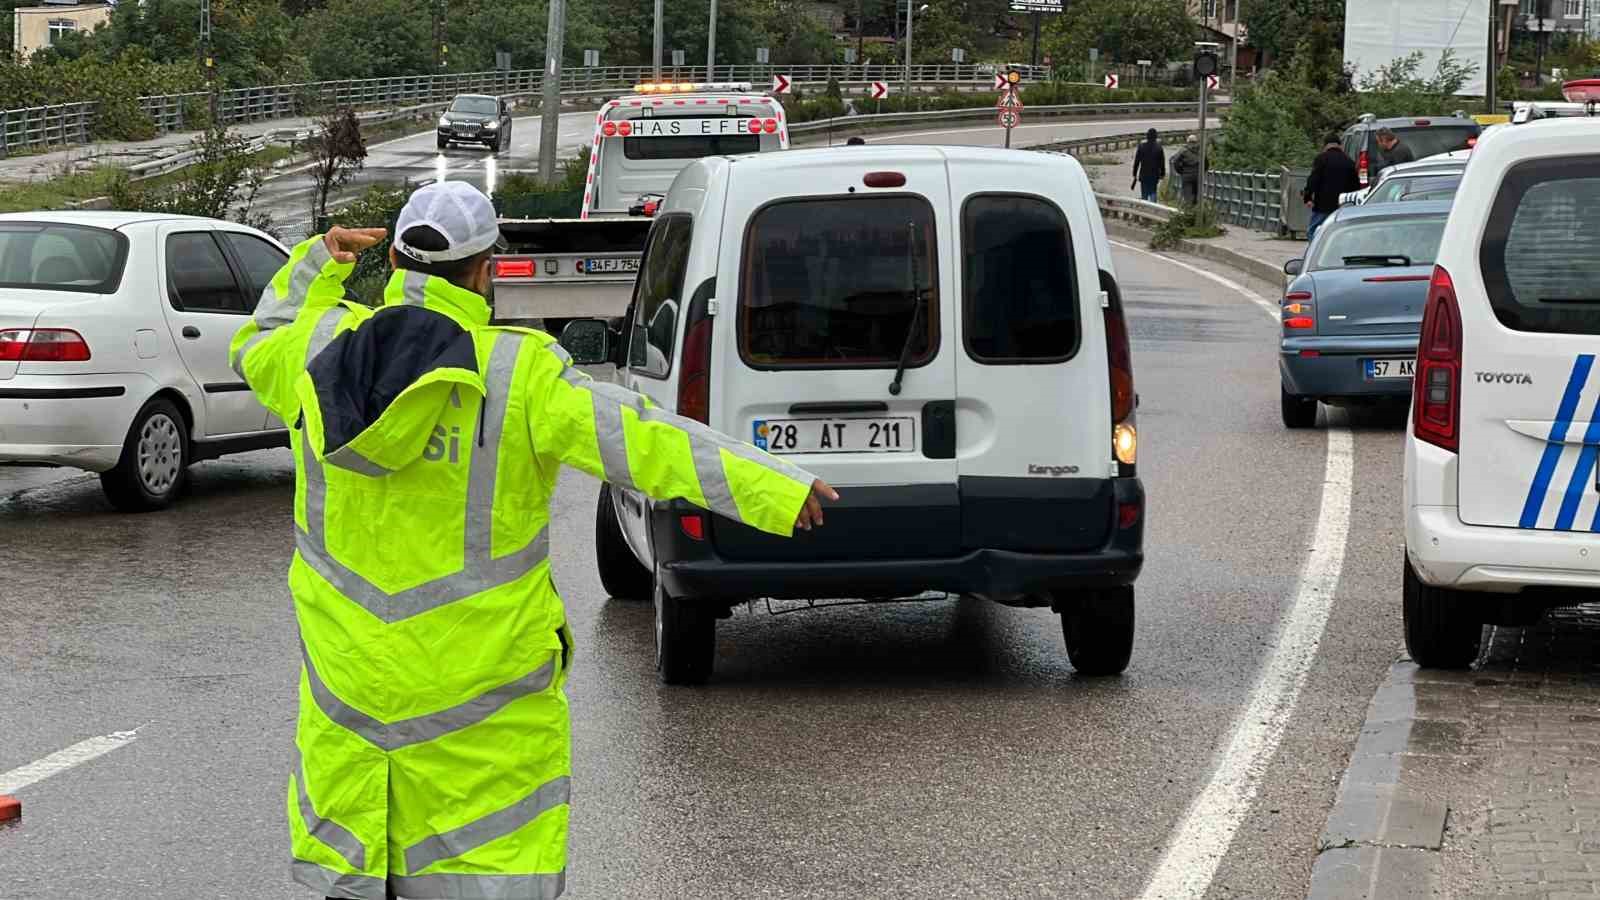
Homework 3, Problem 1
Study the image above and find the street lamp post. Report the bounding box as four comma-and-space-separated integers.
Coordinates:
707, 0, 718, 80
653, 0, 664, 81
539, 0, 566, 185
904, 1, 914, 95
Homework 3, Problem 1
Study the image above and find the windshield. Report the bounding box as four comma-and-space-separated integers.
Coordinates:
1386, 125, 1478, 159
0, 222, 128, 294
1366, 174, 1462, 204
449, 96, 498, 116
1310, 215, 1446, 270
739, 195, 938, 369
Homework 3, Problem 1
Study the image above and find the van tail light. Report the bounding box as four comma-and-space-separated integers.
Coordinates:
0, 328, 91, 362
1101, 272, 1137, 471
678, 312, 713, 425
1358, 149, 1369, 186
1413, 265, 1463, 453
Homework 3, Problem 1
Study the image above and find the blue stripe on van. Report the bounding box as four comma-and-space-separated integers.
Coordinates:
1556, 388, 1600, 530
1521, 354, 1594, 529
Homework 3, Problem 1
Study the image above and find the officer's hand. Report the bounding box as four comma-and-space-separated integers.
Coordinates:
795, 479, 839, 532
323, 226, 388, 264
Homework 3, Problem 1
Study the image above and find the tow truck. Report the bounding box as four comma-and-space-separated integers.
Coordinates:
491, 82, 790, 333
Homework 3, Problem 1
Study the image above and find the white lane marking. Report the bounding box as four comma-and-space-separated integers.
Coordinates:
1110, 239, 1279, 319
0, 730, 140, 794
1113, 239, 1354, 900
882, 118, 1215, 143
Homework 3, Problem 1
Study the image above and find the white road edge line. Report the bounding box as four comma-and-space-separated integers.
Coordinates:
1109, 239, 1280, 320
0, 730, 140, 794
1111, 238, 1355, 900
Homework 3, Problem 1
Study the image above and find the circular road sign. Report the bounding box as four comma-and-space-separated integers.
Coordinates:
998, 110, 1020, 128
1006, 69, 1022, 85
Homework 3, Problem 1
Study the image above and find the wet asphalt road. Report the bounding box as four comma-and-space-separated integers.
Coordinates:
0, 244, 1415, 899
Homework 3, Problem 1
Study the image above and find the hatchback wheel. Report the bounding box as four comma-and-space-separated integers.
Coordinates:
101, 398, 188, 512
655, 574, 715, 686
1403, 556, 1482, 669
1281, 383, 1318, 429
1057, 586, 1135, 676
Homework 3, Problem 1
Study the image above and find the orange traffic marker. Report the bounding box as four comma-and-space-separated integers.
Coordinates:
0, 795, 19, 822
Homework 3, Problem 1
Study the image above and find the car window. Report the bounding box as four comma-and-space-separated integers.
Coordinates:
628, 214, 692, 377
166, 232, 247, 314
1367, 174, 1462, 204
962, 194, 1078, 363
1309, 216, 1446, 270
739, 195, 938, 369
1389, 125, 1478, 159
449, 96, 498, 116
623, 133, 761, 161
1480, 156, 1600, 334
0, 222, 126, 294
220, 232, 287, 307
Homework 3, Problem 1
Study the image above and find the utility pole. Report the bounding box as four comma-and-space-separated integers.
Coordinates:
707, 0, 718, 80
1197, 76, 1210, 204
1486, 0, 1498, 113
1229, 0, 1243, 89
653, 0, 664, 81
904, 0, 914, 95
199, 0, 217, 123
538, 0, 566, 185
1030, 12, 1041, 68
432, 0, 448, 70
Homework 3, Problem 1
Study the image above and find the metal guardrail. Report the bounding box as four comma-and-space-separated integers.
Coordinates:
790, 101, 1225, 136
1, 64, 1056, 157
1031, 128, 1191, 157
1203, 170, 1281, 233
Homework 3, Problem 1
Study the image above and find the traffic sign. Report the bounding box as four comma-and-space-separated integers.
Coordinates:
1104, 72, 1119, 89
994, 73, 1008, 90
870, 81, 889, 100
671, 49, 685, 67
772, 73, 791, 94
998, 110, 1020, 128
1206, 73, 1220, 91
996, 91, 1024, 110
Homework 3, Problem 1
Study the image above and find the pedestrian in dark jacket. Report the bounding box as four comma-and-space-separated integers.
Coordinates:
1172, 135, 1202, 205
1131, 129, 1165, 203
1371, 128, 1414, 181
1302, 134, 1360, 243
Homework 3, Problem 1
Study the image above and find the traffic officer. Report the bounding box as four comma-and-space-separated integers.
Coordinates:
230, 181, 837, 899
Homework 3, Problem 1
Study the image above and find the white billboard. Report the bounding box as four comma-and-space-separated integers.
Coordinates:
1343, 0, 1489, 96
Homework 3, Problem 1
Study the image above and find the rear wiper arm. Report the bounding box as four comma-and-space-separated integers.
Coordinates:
1343, 254, 1411, 266
889, 221, 925, 396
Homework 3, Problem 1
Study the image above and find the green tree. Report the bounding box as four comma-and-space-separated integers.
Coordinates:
1039, 0, 1194, 68
907, 0, 1013, 64
1241, 0, 1344, 68
298, 0, 431, 79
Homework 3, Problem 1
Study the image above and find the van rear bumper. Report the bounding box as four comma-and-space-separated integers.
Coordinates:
653, 477, 1144, 602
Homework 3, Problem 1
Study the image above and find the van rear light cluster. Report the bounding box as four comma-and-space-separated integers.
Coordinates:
1413, 266, 1463, 453
679, 316, 713, 425
1101, 273, 1137, 470
0, 328, 91, 362
1357, 149, 1369, 186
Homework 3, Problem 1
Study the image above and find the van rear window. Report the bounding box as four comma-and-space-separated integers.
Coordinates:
739, 195, 937, 369
962, 194, 1079, 363
1480, 156, 1600, 335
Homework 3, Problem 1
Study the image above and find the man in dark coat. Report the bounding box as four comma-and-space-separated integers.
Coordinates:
1371, 127, 1415, 182
1171, 135, 1202, 205
1302, 133, 1360, 243
1130, 129, 1165, 202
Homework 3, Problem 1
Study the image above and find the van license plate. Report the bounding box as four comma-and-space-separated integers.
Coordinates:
1365, 358, 1415, 379
580, 257, 639, 274
753, 417, 916, 454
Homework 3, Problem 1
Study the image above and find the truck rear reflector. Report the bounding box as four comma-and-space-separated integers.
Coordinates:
494, 259, 535, 278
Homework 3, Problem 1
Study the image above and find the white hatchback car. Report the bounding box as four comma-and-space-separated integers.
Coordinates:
0, 212, 292, 511
1404, 117, 1600, 666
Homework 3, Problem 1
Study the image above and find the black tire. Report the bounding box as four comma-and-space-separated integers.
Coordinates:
100, 397, 188, 513
1281, 382, 1318, 429
1058, 586, 1136, 676
655, 575, 715, 686
1403, 556, 1482, 669
596, 483, 651, 601
436, 134, 449, 151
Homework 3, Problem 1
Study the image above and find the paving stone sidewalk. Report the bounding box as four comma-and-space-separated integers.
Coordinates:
1311, 610, 1600, 899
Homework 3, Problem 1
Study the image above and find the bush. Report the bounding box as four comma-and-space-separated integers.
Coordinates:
0, 50, 203, 141
1150, 203, 1224, 250
110, 125, 275, 233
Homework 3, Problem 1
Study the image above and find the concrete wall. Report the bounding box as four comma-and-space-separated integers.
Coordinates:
12, 4, 111, 61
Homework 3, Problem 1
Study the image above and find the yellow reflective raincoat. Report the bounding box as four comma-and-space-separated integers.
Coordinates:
231, 236, 815, 899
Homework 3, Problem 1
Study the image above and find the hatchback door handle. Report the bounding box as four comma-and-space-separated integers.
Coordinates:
181, 326, 201, 339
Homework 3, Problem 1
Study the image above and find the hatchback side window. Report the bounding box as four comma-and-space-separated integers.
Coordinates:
221, 232, 288, 308
167, 232, 247, 314
629, 214, 692, 378
961, 194, 1079, 363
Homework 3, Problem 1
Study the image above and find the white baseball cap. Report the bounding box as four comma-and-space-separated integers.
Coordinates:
392, 180, 506, 264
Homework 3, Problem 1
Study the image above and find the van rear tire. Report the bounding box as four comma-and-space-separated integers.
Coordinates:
655, 576, 715, 686
1281, 383, 1318, 429
1058, 586, 1135, 676
596, 483, 651, 601
1403, 556, 1483, 669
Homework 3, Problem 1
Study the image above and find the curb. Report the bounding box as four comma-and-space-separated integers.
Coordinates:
1307, 658, 1443, 900
1101, 217, 1289, 291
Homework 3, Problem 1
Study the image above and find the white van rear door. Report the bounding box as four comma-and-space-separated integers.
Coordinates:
1458, 152, 1600, 531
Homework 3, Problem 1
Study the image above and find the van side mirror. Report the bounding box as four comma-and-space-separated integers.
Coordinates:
1284, 258, 1303, 276
559, 320, 612, 365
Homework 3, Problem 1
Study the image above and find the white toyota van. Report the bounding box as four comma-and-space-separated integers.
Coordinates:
564, 146, 1144, 684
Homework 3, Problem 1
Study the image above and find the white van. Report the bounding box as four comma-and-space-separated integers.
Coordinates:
563, 146, 1144, 684
1403, 117, 1600, 666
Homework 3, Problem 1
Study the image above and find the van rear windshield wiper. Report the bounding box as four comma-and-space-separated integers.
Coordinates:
889, 221, 925, 397
1344, 254, 1412, 267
